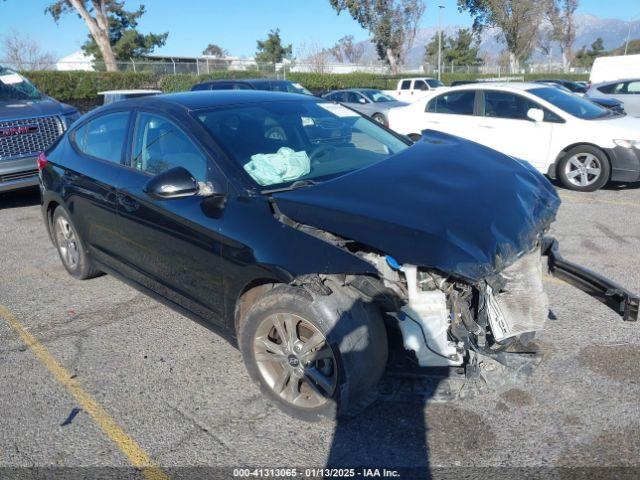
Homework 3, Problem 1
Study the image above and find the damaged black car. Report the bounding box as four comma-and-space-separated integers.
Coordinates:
39, 90, 639, 420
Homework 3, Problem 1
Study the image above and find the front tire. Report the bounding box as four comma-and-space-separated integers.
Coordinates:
557, 145, 610, 192
372, 113, 386, 125
52, 207, 101, 280
238, 283, 388, 421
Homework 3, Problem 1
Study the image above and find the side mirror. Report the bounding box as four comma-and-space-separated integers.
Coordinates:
527, 108, 544, 122
143, 166, 199, 199
358, 97, 367, 104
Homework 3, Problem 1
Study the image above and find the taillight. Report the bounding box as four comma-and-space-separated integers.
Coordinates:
37, 152, 48, 171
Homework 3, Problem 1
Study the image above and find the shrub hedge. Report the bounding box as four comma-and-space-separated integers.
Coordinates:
23, 69, 590, 104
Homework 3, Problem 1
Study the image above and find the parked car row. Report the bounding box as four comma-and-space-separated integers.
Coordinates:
0, 66, 79, 192
387, 82, 640, 192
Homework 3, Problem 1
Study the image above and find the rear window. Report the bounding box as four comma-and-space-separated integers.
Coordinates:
400, 80, 411, 90
426, 90, 475, 115
72, 112, 129, 163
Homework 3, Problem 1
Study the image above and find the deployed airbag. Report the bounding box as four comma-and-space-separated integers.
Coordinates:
244, 147, 310, 186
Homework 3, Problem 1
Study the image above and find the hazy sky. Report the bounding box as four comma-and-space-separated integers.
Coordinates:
1, 0, 639, 59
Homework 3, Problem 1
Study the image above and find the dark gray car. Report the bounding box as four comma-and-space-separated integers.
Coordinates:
1, 66, 78, 193
322, 89, 408, 126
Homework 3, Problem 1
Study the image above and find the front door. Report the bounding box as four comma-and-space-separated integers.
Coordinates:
476, 90, 554, 171
115, 110, 226, 324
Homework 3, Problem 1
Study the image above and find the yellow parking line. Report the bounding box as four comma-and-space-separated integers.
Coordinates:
0, 305, 169, 480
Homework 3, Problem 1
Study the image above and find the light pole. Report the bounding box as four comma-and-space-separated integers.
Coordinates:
438, 4, 445, 81
624, 14, 640, 55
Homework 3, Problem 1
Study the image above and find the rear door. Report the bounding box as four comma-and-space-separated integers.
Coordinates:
476, 90, 555, 170
420, 89, 480, 139
65, 110, 131, 266
115, 109, 226, 324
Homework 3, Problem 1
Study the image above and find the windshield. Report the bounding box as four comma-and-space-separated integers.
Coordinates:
195, 100, 409, 190
360, 89, 396, 103
269, 81, 313, 95
426, 79, 444, 88
529, 87, 611, 120
0, 67, 43, 102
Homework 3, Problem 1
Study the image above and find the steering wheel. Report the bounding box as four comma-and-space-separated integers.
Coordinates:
309, 144, 337, 165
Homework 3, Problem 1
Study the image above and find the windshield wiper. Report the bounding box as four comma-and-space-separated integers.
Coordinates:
262, 179, 319, 194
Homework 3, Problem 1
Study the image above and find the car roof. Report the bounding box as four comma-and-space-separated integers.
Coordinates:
199, 78, 292, 85
593, 78, 640, 85
99, 90, 318, 112
98, 89, 162, 95
445, 82, 546, 92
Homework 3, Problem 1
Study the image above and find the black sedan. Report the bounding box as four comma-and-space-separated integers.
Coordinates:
39, 91, 638, 420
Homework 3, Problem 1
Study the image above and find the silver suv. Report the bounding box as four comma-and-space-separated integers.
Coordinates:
1, 66, 79, 192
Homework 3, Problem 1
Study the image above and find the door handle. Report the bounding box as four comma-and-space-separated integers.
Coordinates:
116, 193, 139, 212
479, 124, 494, 129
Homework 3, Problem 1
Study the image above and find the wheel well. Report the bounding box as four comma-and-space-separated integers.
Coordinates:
551, 143, 611, 179
234, 279, 280, 335
45, 200, 60, 240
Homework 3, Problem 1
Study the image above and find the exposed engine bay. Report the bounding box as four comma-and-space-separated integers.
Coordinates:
357, 246, 549, 371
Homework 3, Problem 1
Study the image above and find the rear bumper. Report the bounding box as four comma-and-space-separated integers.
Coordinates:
543, 236, 639, 321
0, 155, 39, 192
605, 145, 640, 183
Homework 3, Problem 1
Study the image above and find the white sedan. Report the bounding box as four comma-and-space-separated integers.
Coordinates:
388, 82, 640, 191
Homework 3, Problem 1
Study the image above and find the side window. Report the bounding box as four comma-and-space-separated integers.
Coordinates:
73, 111, 129, 163
598, 82, 624, 94
131, 113, 208, 181
426, 90, 475, 115
400, 80, 411, 90
626, 81, 640, 94
482, 91, 536, 120
345, 92, 361, 103
414, 80, 428, 91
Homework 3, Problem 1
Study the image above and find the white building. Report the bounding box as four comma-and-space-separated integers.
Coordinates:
56, 50, 95, 71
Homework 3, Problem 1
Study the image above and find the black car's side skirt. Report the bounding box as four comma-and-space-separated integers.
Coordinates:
543, 236, 639, 322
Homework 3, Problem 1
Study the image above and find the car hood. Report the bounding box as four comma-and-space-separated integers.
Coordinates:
273, 131, 560, 282
0, 98, 76, 121
595, 113, 640, 134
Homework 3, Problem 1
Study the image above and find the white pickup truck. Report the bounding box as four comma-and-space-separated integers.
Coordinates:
383, 77, 445, 102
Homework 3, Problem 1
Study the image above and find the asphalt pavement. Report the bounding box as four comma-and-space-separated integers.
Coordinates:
0, 184, 639, 478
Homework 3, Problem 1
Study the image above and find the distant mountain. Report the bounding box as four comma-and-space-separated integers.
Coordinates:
354, 13, 640, 68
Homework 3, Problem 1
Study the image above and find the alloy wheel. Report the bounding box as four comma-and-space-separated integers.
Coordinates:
253, 312, 337, 408
55, 216, 80, 270
564, 153, 602, 187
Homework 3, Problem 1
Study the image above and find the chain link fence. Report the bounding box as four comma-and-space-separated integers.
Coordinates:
3, 57, 588, 77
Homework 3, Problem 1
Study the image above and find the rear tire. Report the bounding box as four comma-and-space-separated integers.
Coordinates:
238, 283, 388, 421
52, 207, 101, 280
557, 145, 610, 192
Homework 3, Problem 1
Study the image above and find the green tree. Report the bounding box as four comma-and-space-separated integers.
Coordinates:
44, 1, 165, 72
424, 29, 481, 69
457, 0, 546, 72
574, 37, 605, 68
202, 44, 228, 58
80, 4, 167, 64
329, 0, 426, 75
546, 0, 579, 73
255, 29, 292, 64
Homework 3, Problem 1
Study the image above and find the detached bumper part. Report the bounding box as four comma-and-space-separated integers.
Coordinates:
543, 237, 639, 321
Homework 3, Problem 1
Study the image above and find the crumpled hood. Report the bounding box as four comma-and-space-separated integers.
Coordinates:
273, 130, 560, 282
0, 98, 75, 121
